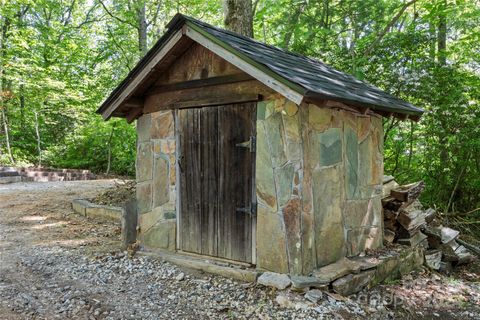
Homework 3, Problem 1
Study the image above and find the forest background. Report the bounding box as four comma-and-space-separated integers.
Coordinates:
0, 0, 479, 215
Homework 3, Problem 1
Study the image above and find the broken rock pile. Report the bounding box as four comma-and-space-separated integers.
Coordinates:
382, 176, 475, 273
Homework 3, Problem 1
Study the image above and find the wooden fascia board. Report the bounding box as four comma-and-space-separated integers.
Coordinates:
304, 91, 423, 121
101, 29, 184, 120
184, 22, 305, 105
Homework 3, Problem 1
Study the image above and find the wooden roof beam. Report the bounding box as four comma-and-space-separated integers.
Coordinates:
146, 73, 253, 96
123, 97, 144, 108
126, 108, 143, 123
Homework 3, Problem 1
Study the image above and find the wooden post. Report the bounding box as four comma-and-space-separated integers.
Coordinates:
122, 198, 138, 248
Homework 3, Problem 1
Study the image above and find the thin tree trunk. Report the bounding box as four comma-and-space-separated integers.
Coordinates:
363, 0, 418, 56
437, 0, 447, 66
437, 0, 448, 179
223, 0, 253, 37
34, 111, 41, 167
0, 14, 14, 164
445, 150, 471, 213
1, 105, 14, 164
282, 2, 307, 49
106, 122, 116, 175
136, 1, 147, 56
19, 83, 25, 130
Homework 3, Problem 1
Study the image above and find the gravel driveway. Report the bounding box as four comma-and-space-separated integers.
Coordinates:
0, 180, 478, 319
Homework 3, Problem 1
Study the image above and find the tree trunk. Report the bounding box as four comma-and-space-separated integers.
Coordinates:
282, 2, 307, 49
223, 0, 253, 37
437, 0, 447, 66
1, 105, 14, 164
136, 0, 148, 57
106, 122, 116, 175
0, 15, 14, 164
34, 111, 42, 167
19, 83, 25, 130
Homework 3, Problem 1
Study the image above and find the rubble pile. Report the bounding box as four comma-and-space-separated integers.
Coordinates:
382, 176, 476, 273
91, 180, 135, 206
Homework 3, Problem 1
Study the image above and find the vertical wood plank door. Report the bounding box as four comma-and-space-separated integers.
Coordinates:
178, 102, 256, 263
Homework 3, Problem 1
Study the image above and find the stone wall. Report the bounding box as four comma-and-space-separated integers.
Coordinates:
135, 98, 384, 274
255, 98, 384, 275
136, 110, 177, 251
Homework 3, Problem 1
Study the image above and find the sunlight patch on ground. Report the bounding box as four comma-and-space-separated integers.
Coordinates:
20, 216, 47, 222
37, 238, 98, 248
30, 221, 68, 230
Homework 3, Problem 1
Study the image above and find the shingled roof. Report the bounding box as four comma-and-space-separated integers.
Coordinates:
97, 14, 423, 120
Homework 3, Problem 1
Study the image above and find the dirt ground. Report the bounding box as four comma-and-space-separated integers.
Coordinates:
0, 180, 479, 319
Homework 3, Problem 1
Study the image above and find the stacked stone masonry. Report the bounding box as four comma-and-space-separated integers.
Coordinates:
255, 98, 384, 276
136, 110, 177, 252
136, 97, 384, 276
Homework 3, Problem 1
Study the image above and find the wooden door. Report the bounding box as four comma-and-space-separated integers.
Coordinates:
177, 102, 256, 263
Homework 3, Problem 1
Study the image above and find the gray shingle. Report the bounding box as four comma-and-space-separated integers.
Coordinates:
98, 14, 423, 119
183, 15, 423, 117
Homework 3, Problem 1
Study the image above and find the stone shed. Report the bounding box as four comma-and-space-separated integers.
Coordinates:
97, 14, 423, 276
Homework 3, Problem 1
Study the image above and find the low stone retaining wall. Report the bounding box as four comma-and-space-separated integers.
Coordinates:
0, 166, 97, 183
71, 199, 123, 222
0, 174, 22, 184
0, 167, 22, 184
19, 167, 96, 182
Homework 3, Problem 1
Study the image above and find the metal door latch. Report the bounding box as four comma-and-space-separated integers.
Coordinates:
235, 136, 256, 152
235, 203, 257, 216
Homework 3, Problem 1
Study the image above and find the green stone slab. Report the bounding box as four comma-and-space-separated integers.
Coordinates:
257, 101, 266, 120
142, 220, 176, 251
136, 142, 153, 182
136, 182, 152, 215
274, 163, 294, 208
137, 114, 151, 142
152, 156, 169, 208
312, 166, 346, 266
255, 122, 277, 210
264, 112, 287, 168
318, 128, 342, 166
345, 127, 359, 199
256, 207, 289, 273
358, 136, 372, 188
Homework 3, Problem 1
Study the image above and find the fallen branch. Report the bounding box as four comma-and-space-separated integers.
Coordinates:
444, 207, 480, 217
457, 238, 480, 257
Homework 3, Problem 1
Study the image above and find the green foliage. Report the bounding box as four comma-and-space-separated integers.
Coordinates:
255, 0, 480, 212
0, 0, 479, 212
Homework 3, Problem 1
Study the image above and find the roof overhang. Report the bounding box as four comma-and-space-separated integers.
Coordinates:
97, 14, 423, 122
97, 19, 306, 121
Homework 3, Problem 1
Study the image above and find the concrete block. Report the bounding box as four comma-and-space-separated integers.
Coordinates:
71, 199, 91, 216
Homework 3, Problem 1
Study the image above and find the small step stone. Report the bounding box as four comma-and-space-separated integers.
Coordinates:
304, 289, 323, 303
257, 272, 291, 290
290, 276, 329, 291
332, 270, 375, 296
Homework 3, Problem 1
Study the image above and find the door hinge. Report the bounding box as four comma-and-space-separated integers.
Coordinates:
235, 136, 256, 152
